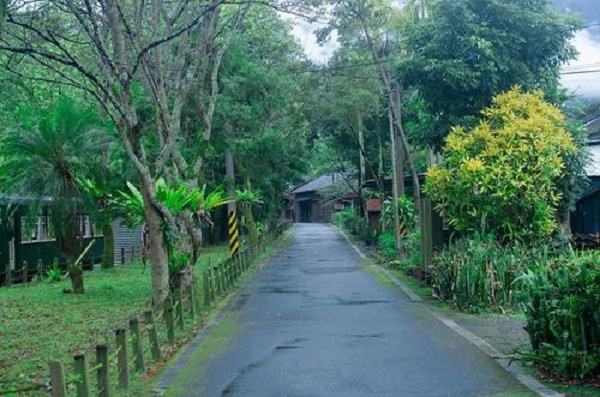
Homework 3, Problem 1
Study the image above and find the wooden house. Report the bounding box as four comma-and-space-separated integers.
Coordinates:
0, 195, 103, 284
290, 173, 355, 223
571, 140, 600, 235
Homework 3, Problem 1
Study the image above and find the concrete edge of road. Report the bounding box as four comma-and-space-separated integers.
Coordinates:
154, 227, 294, 395
336, 226, 564, 397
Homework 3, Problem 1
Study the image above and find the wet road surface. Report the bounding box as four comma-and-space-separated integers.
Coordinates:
162, 224, 532, 397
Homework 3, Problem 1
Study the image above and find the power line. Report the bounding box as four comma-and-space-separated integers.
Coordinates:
583, 23, 600, 29
561, 69, 600, 75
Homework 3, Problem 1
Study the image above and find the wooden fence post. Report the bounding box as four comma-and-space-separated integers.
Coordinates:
144, 310, 161, 361
120, 248, 125, 265
96, 344, 110, 397
37, 259, 44, 282
22, 261, 28, 283
164, 296, 175, 344
48, 360, 67, 397
6, 265, 12, 286
226, 260, 233, 288
419, 198, 433, 280
115, 329, 130, 389
188, 284, 196, 319
175, 289, 185, 331
129, 317, 145, 373
73, 353, 91, 397
203, 270, 211, 308
212, 267, 220, 297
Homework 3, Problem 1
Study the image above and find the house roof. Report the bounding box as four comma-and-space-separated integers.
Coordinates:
291, 173, 348, 194
0, 194, 54, 205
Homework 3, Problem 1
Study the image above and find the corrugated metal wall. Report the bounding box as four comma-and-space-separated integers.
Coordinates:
112, 220, 143, 265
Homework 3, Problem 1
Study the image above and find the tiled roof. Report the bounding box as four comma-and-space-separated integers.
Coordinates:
291, 173, 347, 194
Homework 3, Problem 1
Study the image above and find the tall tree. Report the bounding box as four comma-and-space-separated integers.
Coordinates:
317, 0, 423, 210
0, 98, 103, 293
1, 0, 249, 306
400, 0, 581, 148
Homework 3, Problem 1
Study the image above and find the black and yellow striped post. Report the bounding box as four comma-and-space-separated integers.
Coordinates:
228, 210, 240, 257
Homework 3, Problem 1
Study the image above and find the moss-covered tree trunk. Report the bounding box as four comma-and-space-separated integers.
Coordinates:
241, 204, 258, 245
68, 262, 85, 293
101, 220, 115, 269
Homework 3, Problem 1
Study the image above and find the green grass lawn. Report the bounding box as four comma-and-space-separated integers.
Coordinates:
0, 245, 229, 394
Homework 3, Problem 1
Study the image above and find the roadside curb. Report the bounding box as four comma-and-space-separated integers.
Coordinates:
336, 226, 563, 397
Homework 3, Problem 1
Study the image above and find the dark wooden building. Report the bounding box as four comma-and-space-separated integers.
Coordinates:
571, 141, 600, 235
290, 173, 353, 223
0, 195, 103, 283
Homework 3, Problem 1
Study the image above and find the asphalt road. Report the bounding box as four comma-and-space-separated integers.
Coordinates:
162, 223, 533, 397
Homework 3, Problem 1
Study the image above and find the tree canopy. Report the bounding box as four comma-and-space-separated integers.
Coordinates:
400, 0, 581, 148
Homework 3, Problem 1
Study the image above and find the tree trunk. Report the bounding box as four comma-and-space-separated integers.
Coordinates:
142, 188, 169, 309
241, 204, 258, 245
101, 220, 115, 269
68, 264, 85, 294
558, 210, 572, 236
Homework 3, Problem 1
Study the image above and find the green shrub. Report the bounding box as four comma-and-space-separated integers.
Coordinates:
378, 232, 397, 258
334, 208, 361, 234
388, 229, 421, 274
45, 263, 63, 283
358, 222, 379, 246
425, 88, 577, 242
381, 197, 416, 236
515, 251, 600, 379
430, 236, 537, 311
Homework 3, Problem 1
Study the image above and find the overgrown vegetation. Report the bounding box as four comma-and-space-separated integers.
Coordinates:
430, 236, 539, 312
515, 251, 600, 380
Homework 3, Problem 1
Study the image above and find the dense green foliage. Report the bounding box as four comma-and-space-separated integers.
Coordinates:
430, 236, 539, 311
515, 252, 600, 380
400, 0, 581, 148
0, 98, 105, 293
426, 88, 577, 241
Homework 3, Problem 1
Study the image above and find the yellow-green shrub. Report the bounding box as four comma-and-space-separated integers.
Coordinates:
425, 87, 576, 241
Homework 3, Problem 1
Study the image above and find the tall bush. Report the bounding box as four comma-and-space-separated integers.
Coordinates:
430, 236, 539, 312
515, 252, 600, 379
426, 88, 576, 242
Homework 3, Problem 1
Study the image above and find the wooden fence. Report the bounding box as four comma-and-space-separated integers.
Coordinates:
0, 246, 141, 287
39, 224, 289, 397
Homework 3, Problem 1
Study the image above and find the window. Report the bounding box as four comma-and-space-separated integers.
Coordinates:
21, 217, 38, 243
79, 215, 92, 238
38, 215, 55, 241
20, 215, 55, 242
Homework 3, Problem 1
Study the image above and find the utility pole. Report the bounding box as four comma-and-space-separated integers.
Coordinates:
358, 114, 368, 221
226, 150, 240, 257
389, 84, 404, 248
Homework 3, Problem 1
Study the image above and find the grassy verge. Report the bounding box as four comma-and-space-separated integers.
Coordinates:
0, 245, 229, 395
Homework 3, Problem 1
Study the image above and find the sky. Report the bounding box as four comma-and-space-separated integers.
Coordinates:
288, 0, 600, 100
555, 0, 600, 99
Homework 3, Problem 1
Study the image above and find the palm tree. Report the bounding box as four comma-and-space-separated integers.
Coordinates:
0, 98, 102, 293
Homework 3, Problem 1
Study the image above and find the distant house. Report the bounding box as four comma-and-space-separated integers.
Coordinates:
0, 195, 103, 284
289, 173, 356, 223
582, 104, 600, 139
571, 141, 600, 235
112, 220, 143, 265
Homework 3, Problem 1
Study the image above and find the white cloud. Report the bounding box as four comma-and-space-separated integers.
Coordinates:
291, 20, 339, 64
561, 30, 600, 99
